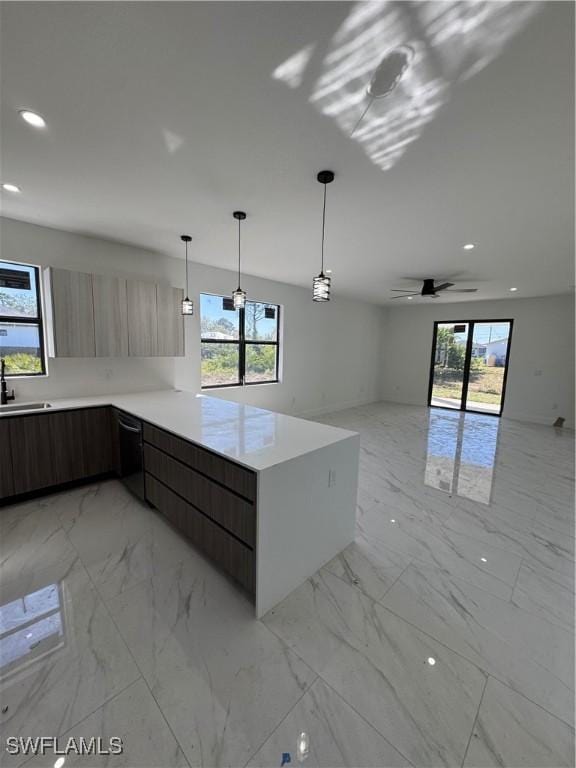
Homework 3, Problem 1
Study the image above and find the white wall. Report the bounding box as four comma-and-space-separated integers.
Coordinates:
174, 261, 383, 416
0, 217, 384, 416
381, 295, 575, 428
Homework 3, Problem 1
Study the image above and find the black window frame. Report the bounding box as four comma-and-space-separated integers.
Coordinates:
427, 318, 514, 417
200, 293, 281, 389
0, 260, 46, 377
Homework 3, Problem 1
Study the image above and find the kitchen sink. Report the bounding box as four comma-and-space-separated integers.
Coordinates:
0, 402, 52, 413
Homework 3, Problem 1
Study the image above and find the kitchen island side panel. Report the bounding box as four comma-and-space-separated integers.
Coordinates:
255, 433, 359, 618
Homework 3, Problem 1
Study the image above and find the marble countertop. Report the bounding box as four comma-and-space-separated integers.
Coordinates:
0, 390, 357, 471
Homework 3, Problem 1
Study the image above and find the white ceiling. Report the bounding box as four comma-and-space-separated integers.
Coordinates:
0, 1, 573, 305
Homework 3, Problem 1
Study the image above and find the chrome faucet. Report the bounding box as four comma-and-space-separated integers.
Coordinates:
1, 358, 15, 405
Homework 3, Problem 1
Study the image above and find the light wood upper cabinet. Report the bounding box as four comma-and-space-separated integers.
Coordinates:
45, 268, 184, 358
49, 268, 95, 357
157, 284, 184, 357
127, 280, 158, 357
93, 275, 129, 357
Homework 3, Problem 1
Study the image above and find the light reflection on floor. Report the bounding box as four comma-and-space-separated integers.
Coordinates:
0, 581, 66, 679
425, 407, 499, 504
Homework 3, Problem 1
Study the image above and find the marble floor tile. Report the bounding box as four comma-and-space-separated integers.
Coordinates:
321, 539, 410, 602
107, 556, 315, 768
19, 679, 188, 768
264, 569, 487, 767
511, 559, 575, 633
0, 498, 74, 586
444, 506, 575, 593
56, 481, 198, 602
247, 677, 411, 768
1, 401, 573, 768
361, 503, 522, 599
381, 562, 574, 726
0, 558, 140, 767
463, 677, 575, 768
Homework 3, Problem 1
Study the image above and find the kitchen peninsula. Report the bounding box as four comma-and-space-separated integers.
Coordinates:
0, 390, 359, 617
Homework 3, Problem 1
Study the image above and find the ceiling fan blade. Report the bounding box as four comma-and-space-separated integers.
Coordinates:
390, 288, 419, 292
391, 293, 419, 299
444, 288, 478, 293
433, 282, 455, 292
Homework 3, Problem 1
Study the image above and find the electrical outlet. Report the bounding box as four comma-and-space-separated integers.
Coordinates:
328, 469, 336, 487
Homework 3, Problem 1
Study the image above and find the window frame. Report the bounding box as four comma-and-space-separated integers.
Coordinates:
0, 260, 47, 378
200, 293, 281, 389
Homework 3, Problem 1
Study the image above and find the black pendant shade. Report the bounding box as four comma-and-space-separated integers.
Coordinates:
232, 211, 247, 309
180, 235, 194, 315
313, 170, 334, 302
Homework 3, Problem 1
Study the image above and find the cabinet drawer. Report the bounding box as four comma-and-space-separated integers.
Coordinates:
145, 474, 255, 594
143, 423, 256, 501
144, 443, 255, 547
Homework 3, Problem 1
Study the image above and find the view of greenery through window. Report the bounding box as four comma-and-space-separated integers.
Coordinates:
200, 294, 279, 387
431, 323, 510, 410
0, 262, 44, 376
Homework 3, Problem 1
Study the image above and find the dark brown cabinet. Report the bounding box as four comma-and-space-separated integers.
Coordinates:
143, 423, 256, 501
145, 474, 255, 593
50, 408, 112, 485
9, 413, 56, 495
1, 405, 258, 602
3, 406, 113, 500
144, 443, 256, 547
142, 421, 257, 596
0, 420, 14, 498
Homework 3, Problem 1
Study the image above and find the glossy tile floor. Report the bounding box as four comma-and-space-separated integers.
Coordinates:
0, 403, 574, 767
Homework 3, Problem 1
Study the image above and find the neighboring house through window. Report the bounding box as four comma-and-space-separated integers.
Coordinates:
0, 261, 46, 376
200, 293, 280, 388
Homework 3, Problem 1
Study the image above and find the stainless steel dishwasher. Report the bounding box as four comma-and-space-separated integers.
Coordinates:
116, 411, 145, 501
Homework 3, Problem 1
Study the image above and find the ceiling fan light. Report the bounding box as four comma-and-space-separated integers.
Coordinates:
232, 287, 246, 309
313, 273, 331, 302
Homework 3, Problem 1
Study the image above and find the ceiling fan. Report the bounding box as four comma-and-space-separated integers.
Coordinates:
390, 278, 478, 299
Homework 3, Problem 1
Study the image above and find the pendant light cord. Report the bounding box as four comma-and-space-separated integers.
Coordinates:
237, 217, 241, 288
185, 240, 189, 297
321, 181, 327, 275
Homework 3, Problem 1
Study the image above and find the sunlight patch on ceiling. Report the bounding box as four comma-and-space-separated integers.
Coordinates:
162, 128, 185, 154
272, 43, 316, 89
272, 0, 542, 171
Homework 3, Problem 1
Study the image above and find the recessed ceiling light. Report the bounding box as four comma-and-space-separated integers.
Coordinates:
19, 109, 46, 128
480, 557, 487, 563
325, 269, 332, 274
463, 243, 475, 250
407, 295, 413, 300
54, 758, 66, 768
509, 287, 518, 292
2, 183, 21, 193
390, 519, 396, 523
427, 657, 436, 666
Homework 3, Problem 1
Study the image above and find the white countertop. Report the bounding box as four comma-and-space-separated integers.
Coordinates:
0, 390, 357, 471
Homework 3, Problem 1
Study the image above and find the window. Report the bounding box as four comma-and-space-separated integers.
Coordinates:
0, 261, 46, 376
200, 293, 280, 388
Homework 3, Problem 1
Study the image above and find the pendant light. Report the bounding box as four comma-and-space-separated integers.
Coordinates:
180, 235, 194, 315
313, 170, 334, 302
232, 211, 247, 309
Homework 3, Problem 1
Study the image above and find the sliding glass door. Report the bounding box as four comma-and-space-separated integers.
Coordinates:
428, 320, 513, 416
